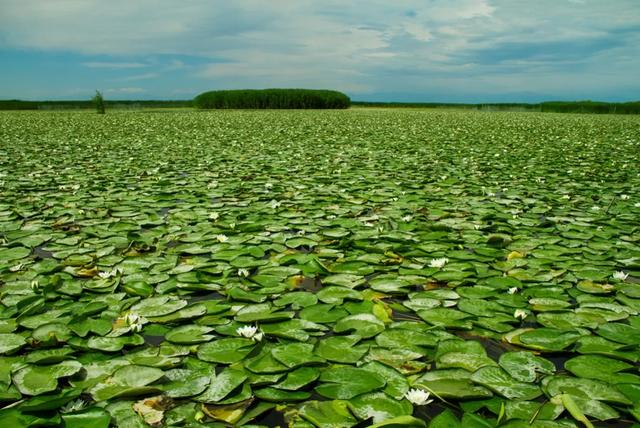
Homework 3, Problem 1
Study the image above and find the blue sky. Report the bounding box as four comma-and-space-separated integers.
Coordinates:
1, 0, 639, 102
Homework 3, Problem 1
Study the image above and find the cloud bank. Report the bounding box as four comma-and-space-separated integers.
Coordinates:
0, 0, 638, 101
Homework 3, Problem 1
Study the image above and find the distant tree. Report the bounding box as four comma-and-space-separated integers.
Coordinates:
93, 90, 105, 114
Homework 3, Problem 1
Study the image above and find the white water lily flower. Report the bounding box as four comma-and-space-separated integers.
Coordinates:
236, 325, 263, 341
270, 200, 281, 209
514, 309, 529, 320
507, 287, 519, 295
215, 234, 228, 243
591, 205, 600, 211
405, 388, 434, 406
401, 215, 413, 222
238, 268, 250, 277
208, 212, 219, 221
124, 312, 145, 332
265, 182, 273, 189
613, 271, 629, 281
125, 313, 142, 325
429, 258, 449, 268
98, 267, 122, 279
30, 280, 40, 291
61, 398, 86, 414
9, 263, 24, 272
620, 194, 630, 200
635, 202, 640, 208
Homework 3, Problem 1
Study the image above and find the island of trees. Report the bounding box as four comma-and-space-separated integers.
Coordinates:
193, 89, 351, 109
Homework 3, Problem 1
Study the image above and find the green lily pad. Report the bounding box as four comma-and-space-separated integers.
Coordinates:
17, 387, 82, 411
333, 313, 385, 338
417, 308, 473, 329
413, 369, 493, 400
315, 335, 369, 363
162, 368, 211, 398
196, 367, 247, 403
565, 354, 640, 384
297, 400, 358, 426
348, 392, 413, 423
544, 376, 631, 404
315, 366, 386, 399
197, 338, 255, 364
471, 366, 542, 400
361, 361, 410, 400
499, 351, 555, 383
0, 333, 26, 354
62, 407, 112, 428
299, 304, 348, 323
255, 387, 310, 401
272, 343, 325, 368
165, 325, 215, 344
0, 246, 31, 262
89, 365, 165, 401
87, 334, 145, 352
512, 328, 585, 351
554, 393, 620, 422
13, 360, 83, 395
273, 367, 319, 390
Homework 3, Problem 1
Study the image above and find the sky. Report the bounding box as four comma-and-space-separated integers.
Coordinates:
0, 0, 639, 103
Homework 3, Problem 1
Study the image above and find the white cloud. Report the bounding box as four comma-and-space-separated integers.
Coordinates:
83, 62, 148, 69
118, 73, 159, 81
0, 0, 638, 99
403, 22, 433, 42
104, 87, 145, 94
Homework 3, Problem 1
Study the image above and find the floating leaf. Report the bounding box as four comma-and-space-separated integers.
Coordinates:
471, 366, 542, 400
315, 366, 386, 399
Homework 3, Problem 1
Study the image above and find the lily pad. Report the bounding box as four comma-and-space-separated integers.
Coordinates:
315, 366, 386, 399
13, 360, 83, 395
499, 351, 555, 382
197, 338, 255, 363
470, 366, 542, 400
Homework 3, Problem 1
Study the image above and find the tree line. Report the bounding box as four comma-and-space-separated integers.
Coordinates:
193, 89, 351, 109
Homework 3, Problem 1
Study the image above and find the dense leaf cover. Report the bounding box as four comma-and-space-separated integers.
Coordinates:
0, 109, 639, 427
193, 89, 350, 109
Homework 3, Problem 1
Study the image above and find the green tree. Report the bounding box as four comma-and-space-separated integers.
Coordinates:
93, 90, 105, 114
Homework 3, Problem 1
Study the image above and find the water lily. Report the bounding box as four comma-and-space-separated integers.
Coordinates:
236, 325, 264, 341
238, 268, 250, 277
613, 271, 629, 281
401, 215, 413, 222
429, 258, 449, 268
30, 280, 40, 291
124, 313, 145, 332
208, 212, 219, 220
9, 263, 24, 272
620, 194, 630, 200
270, 200, 281, 209
60, 398, 86, 414
507, 287, 519, 295
514, 309, 529, 320
215, 234, 228, 243
98, 267, 122, 279
635, 202, 640, 208
405, 388, 433, 406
